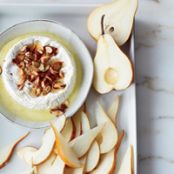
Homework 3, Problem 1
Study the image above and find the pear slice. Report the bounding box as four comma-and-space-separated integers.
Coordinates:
95, 103, 118, 154
90, 148, 116, 174
51, 124, 81, 168
73, 110, 83, 137
80, 111, 100, 172
93, 32, 133, 94
22, 115, 65, 165
49, 156, 65, 174
62, 118, 74, 142
31, 128, 55, 165
64, 157, 86, 174
107, 95, 120, 124
17, 146, 37, 165
90, 130, 124, 174
18, 167, 37, 174
117, 145, 134, 174
53, 114, 66, 132
37, 153, 56, 174
0, 132, 29, 169
37, 153, 65, 174
87, 0, 138, 46
81, 111, 90, 133
85, 141, 100, 172
17, 116, 65, 166
69, 124, 103, 158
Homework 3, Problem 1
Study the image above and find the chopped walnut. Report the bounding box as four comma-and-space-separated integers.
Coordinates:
12, 41, 65, 97
50, 101, 69, 117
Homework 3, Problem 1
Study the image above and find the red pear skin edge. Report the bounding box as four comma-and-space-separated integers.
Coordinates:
71, 118, 77, 141
0, 132, 30, 169
109, 130, 125, 174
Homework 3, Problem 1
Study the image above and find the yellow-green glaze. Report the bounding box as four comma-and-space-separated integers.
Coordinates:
0, 32, 82, 122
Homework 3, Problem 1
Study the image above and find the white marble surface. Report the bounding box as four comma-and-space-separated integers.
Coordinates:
135, 0, 174, 174
0, 0, 173, 174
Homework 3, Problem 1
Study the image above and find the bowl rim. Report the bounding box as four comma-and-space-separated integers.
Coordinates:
0, 19, 94, 129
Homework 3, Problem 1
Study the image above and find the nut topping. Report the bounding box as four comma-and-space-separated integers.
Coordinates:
12, 41, 65, 97
44, 46, 53, 55
50, 101, 69, 117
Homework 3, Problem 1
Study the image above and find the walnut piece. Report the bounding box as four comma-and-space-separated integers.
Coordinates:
50, 101, 69, 117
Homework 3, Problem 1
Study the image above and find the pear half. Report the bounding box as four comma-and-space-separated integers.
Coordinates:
87, 0, 138, 46
93, 34, 133, 94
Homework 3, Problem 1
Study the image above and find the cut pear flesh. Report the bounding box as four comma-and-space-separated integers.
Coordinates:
107, 95, 120, 124
87, 0, 138, 46
32, 128, 55, 165
18, 146, 37, 165
93, 34, 133, 94
53, 114, 66, 132
62, 118, 74, 142
81, 111, 90, 133
117, 145, 134, 174
85, 141, 100, 172
37, 154, 65, 174
95, 103, 118, 154
37, 153, 56, 174
69, 125, 103, 158
18, 116, 66, 166
18, 167, 36, 174
105, 67, 118, 85
81, 111, 100, 172
73, 110, 83, 137
90, 148, 116, 174
20, 115, 66, 165
90, 130, 124, 174
51, 124, 81, 168
0, 132, 29, 169
64, 157, 86, 174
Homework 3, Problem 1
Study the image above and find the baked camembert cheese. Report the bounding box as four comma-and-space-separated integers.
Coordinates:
1, 36, 76, 116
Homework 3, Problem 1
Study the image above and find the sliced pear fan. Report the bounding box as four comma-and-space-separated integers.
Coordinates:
0, 132, 29, 169
87, 0, 138, 46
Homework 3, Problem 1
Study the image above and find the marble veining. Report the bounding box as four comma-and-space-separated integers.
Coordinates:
137, 76, 174, 94
139, 155, 174, 164
0, 0, 172, 173
151, 0, 160, 3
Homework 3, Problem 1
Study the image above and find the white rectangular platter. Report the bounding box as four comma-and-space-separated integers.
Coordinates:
0, 4, 137, 174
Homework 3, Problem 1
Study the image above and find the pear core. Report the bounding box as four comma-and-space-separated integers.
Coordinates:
104, 68, 118, 85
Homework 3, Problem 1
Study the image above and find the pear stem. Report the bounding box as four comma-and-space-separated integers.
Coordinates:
101, 14, 105, 35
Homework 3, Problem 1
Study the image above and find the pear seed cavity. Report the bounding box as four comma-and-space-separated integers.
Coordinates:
105, 68, 118, 85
